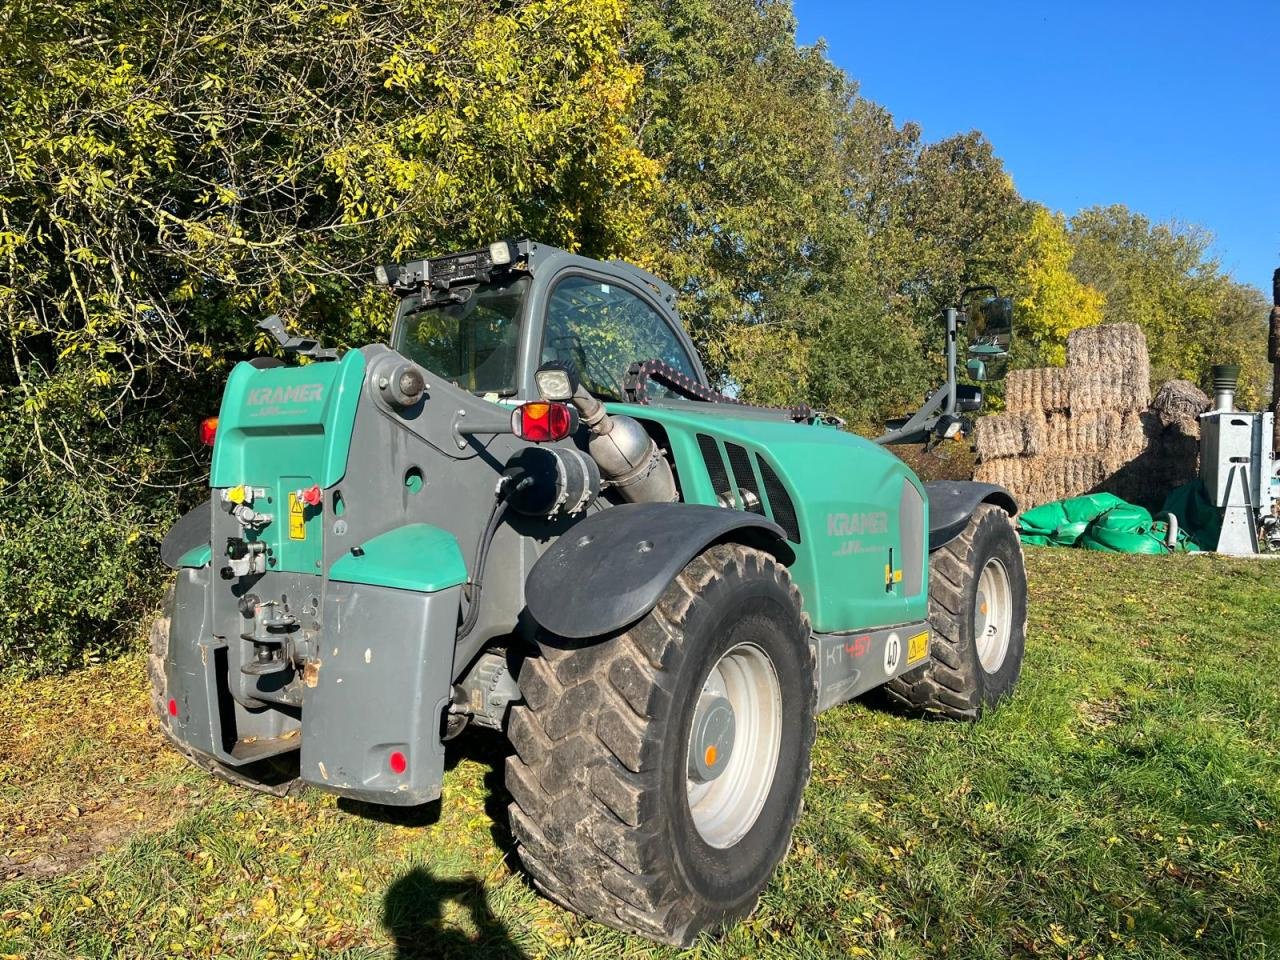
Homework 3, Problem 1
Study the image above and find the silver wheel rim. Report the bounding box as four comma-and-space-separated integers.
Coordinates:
685, 642, 782, 849
974, 556, 1013, 673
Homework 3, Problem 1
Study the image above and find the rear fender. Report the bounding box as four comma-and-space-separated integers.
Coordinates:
525, 502, 793, 639
160, 500, 212, 570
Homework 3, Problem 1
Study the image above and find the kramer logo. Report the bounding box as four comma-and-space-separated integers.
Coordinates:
247, 384, 324, 406
827, 511, 888, 537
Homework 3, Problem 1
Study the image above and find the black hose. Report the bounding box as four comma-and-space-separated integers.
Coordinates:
456, 475, 529, 641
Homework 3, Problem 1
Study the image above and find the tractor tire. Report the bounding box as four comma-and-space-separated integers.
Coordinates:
506, 544, 816, 946
885, 503, 1026, 719
147, 583, 304, 798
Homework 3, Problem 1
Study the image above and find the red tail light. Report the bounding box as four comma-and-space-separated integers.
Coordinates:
512, 401, 575, 443
199, 416, 219, 447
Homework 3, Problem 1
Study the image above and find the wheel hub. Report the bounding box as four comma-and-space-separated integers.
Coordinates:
685, 642, 783, 849
973, 557, 1013, 673
688, 690, 735, 783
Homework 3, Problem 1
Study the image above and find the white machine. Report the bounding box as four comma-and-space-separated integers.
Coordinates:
1199, 365, 1279, 555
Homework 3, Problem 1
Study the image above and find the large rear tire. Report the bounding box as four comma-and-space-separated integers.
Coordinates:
147, 584, 303, 797
506, 544, 816, 945
885, 503, 1027, 719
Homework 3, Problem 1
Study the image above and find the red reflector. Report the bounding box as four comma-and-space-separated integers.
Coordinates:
167, 697, 178, 717
389, 751, 407, 775
199, 416, 219, 447
513, 401, 574, 443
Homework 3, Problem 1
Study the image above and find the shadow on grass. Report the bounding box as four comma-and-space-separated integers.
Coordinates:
336, 729, 515, 841
382, 866, 528, 959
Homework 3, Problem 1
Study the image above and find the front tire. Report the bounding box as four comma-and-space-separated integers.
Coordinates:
506, 544, 816, 945
885, 503, 1027, 719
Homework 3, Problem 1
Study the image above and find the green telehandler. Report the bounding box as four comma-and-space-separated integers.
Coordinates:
154, 239, 1026, 944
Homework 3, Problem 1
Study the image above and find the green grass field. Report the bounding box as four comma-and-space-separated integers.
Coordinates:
2, 548, 1278, 959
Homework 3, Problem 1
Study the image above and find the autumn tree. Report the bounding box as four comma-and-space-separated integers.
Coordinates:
0, 0, 657, 671
1069, 206, 1270, 406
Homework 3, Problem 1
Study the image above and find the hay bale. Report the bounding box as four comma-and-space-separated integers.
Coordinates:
1043, 412, 1072, 455
1149, 379, 1209, 422
1069, 409, 1122, 454
1067, 323, 1148, 370
1004, 368, 1069, 414
1028, 455, 1108, 506
974, 458, 1025, 495
973, 412, 1045, 460
1117, 410, 1147, 459
1068, 366, 1149, 413
1066, 324, 1150, 411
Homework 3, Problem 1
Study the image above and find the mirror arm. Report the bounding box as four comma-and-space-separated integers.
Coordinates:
874, 380, 952, 446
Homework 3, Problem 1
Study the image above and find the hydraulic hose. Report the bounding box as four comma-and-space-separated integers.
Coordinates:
456, 474, 529, 642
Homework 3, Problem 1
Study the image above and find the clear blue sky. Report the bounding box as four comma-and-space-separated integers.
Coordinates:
792, 0, 1279, 296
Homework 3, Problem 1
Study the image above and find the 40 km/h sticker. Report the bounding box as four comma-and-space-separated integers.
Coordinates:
288, 493, 306, 540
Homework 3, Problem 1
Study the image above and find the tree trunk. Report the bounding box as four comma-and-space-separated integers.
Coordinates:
1271, 268, 1280, 453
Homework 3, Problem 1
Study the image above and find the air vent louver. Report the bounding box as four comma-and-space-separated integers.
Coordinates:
724, 443, 765, 514
758, 457, 801, 543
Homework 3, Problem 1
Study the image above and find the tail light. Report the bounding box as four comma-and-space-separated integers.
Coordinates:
512, 402, 576, 443
199, 416, 219, 447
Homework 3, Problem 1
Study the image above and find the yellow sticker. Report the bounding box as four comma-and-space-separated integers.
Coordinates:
288, 493, 305, 541
907, 630, 929, 664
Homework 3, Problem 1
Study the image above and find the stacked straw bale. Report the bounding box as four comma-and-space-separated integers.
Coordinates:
973, 322, 1197, 508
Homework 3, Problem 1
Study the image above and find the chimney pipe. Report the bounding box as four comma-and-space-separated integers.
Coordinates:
1210, 364, 1239, 413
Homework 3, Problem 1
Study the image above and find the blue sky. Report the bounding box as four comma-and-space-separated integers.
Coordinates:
792, 1, 1279, 296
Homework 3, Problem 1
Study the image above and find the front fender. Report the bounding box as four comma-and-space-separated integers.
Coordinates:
525, 502, 792, 639
925, 481, 1017, 551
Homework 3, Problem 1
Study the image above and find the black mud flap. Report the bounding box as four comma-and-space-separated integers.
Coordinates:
525, 502, 792, 639
924, 481, 1017, 551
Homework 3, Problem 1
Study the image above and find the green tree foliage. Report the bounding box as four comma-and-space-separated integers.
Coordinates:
0, 0, 655, 673
1068, 206, 1270, 406
1013, 207, 1106, 366
0, 0, 1268, 672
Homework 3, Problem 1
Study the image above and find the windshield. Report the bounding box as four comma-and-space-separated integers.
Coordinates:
393, 276, 530, 395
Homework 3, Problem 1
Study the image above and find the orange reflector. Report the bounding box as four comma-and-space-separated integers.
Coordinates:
704, 745, 717, 767
199, 416, 219, 447
389, 751, 407, 775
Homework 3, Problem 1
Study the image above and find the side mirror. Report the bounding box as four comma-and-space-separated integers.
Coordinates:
967, 296, 1013, 381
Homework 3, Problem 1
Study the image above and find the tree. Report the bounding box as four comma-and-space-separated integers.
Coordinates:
1012, 207, 1105, 366
1069, 206, 1270, 406
0, 0, 657, 672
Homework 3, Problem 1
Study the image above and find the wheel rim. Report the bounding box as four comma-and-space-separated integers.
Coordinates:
973, 556, 1013, 673
685, 642, 782, 849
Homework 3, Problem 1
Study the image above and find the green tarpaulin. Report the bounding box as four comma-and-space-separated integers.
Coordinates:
1018, 492, 1200, 554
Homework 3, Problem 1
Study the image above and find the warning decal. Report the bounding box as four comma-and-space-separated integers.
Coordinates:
907, 630, 929, 665
288, 492, 306, 540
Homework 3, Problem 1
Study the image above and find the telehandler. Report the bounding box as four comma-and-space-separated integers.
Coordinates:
155, 239, 1026, 944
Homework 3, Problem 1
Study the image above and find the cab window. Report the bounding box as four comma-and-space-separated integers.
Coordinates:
541, 275, 699, 400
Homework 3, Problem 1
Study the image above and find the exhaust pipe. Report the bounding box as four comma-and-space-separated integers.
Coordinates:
571, 389, 678, 504
1210, 364, 1239, 413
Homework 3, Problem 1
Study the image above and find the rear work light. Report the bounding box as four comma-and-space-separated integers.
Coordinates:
512, 401, 576, 443
199, 416, 219, 447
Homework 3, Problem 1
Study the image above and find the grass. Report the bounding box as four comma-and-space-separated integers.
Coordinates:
2, 548, 1278, 959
